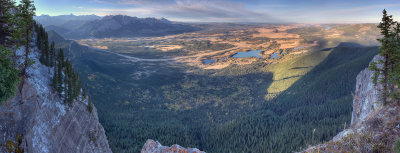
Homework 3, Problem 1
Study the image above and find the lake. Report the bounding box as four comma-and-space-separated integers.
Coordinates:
203, 59, 216, 64
232, 50, 263, 58
270, 53, 280, 59
295, 46, 304, 50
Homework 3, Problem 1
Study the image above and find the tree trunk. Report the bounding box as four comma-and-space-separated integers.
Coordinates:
383, 54, 389, 103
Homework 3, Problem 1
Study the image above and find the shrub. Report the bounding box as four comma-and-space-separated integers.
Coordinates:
394, 139, 400, 153
5, 134, 24, 153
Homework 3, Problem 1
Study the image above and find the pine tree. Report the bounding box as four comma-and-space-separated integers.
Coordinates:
73, 73, 80, 100
87, 95, 93, 113
44, 34, 49, 65
64, 60, 73, 104
52, 63, 58, 90
370, 9, 393, 103
56, 54, 63, 94
0, 0, 17, 47
370, 9, 400, 103
1, 0, 25, 62
50, 41, 55, 66
17, 0, 35, 76
391, 22, 400, 101
58, 48, 64, 67
82, 88, 87, 97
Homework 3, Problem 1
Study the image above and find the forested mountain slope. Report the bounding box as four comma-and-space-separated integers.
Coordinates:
201, 46, 379, 153
301, 55, 400, 152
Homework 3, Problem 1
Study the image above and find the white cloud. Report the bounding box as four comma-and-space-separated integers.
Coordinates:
323, 4, 400, 16
81, 0, 281, 22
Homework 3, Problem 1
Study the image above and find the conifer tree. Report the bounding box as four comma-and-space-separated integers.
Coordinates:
87, 95, 93, 113
17, 0, 35, 76
370, 9, 400, 103
43, 34, 49, 65
52, 62, 58, 89
58, 48, 64, 67
50, 41, 55, 66
56, 59, 63, 93
56, 49, 64, 94
391, 23, 400, 89
0, 0, 17, 47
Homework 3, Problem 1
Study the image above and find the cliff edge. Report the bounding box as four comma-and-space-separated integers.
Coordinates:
0, 38, 112, 153
301, 55, 400, 152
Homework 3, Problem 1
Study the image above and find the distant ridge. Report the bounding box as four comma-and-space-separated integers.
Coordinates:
34, 14, 101, 27
36, 15, 200, 39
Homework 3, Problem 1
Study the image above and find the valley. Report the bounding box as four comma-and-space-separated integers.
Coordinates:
48, 23, 381, 152
2, 1, 400, 152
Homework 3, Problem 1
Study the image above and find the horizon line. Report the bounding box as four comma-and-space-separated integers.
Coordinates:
36, 13, 380, 25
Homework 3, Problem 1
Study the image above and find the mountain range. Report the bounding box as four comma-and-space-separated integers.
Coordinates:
34, 14, 100, 27
35, 14, 200, 39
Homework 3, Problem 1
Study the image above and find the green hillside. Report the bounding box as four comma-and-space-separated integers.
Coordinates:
203, 46, 378, 152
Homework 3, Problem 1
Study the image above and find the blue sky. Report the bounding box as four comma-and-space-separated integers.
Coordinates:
33, 0, 400, 23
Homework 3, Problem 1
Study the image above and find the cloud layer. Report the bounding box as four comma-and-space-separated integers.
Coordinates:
77, 0, 280, 22
35, 0, 400, 23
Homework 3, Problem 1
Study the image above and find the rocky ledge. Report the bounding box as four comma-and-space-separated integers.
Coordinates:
0, 41, 112, 153
141, 139, 205, 153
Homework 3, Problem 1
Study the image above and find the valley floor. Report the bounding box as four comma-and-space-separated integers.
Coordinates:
54, 23, 381, 152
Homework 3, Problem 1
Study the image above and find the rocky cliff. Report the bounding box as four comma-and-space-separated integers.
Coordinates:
0, 39, 112, 152
301, 55, 400, 152
141, 139, 205, 153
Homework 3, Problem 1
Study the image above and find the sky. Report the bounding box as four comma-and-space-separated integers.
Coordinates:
33, 0, 400, 23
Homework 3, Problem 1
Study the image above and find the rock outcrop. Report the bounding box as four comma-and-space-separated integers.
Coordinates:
350, 56, 383, 127
141, 139, 205, 153
0, 40, 112, 152
301, 55, 400, 152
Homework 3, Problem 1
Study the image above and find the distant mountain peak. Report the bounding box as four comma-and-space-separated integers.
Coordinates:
35, 14, 198, 39
100, 15, 172, 24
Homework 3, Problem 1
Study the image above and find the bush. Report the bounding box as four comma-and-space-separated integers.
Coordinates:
5, 134, 24, 153
394, 139, 400, 153
0, 45, 20, 105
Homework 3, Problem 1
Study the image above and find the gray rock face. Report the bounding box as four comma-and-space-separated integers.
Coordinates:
351, 55, 382, 127
141, 139, 205, 153
0, 41, 112, 153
